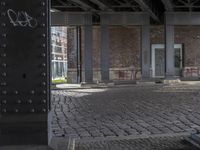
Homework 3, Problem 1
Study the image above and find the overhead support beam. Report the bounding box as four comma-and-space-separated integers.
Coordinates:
92, 0, 113, 11
161, 0, 173, 11
111, 5, 138, 8
166, 12, 200, 25
124, 0, 137, 11
51, 12, 150, 26
70, 0, 93, 11
52, 5, 79, 8
174, 6, 200, 8
51, 12, 92, 26
56, 0, 68, 6
134, 0, 159, 21
99, 12, 150, 25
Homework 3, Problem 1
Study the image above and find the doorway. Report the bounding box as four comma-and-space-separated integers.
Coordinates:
151, 44, 183, 78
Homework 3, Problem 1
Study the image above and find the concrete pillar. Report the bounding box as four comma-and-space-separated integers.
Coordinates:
165, 25, 175, 77
84, 14, 93, 83
73, 27, 78, 83
141, 15, 151, 79
76, 27, 82, 83
100, 14, 110, 81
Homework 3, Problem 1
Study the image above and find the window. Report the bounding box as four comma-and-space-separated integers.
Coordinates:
51, 27, 68, 83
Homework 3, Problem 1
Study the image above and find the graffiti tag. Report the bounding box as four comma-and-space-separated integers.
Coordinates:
7, 9, 38, 28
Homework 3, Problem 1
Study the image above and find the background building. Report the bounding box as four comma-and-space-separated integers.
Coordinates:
51, 0, 200, 83
51, 27, 68, 83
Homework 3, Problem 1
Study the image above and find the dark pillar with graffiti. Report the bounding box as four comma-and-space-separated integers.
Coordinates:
0, 0, 51, 146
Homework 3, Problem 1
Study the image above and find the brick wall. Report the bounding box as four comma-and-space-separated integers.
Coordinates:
151, 26, 200, 78
175, 26, 200, 67
109, 26, 141, 80
150, 26, 164, 43
80, 26, 141, 82
85, 26, 141, 81
67, 25, 200, 82
176, 26, 200, 78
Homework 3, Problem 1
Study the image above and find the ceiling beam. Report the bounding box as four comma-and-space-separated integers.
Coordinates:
175, 5, 200, 8
161, 0, 173, 11
52, 5, 79, 8
70, 0, 94, 11
134, 0, 159, 21
124, 0, 137, 11
91, 0, 112, 11
111, 5, 138, 8
166, 12, 200, 25
52, 12, 150, 26
56, 0, 69, 7
192, 0, 199, 5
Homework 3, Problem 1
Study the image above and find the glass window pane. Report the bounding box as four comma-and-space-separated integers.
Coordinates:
51, 27, 68, 82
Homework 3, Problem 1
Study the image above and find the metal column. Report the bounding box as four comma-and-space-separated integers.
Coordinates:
0, 0, 51, 145
141, 15, 151, 79
100, 14, 110, 82
84, 14, 93, 83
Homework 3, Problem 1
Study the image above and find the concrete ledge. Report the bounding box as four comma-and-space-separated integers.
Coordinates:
136, 78, 158, 85
163, 78, 181, 84
113, 80, 137, 85
56, 84, 81, 89
180, 77, 200, 81
136, 81, 156, 85
81, 82, 114, 88
49, 137, 74, 150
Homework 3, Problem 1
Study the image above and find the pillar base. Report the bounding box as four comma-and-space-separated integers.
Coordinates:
0, 137, 74, 150
136, 78, 157, 85
0, 146, 53, 150
0, 114, 49, 146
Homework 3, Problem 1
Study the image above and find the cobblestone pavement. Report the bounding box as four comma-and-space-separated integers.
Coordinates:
51, 83, 200, 141
75, 135, 198, 150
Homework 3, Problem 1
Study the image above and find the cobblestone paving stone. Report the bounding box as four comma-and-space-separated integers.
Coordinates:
75, 135, 198, 150
51, 84, 200, 140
